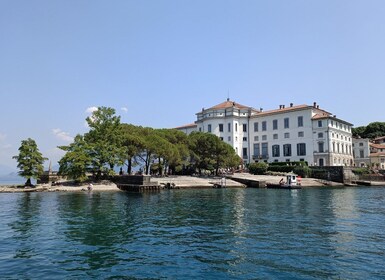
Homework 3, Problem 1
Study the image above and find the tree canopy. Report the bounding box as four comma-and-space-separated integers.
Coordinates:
13, 138, 47, 186
58, 107, 241, 181
352, 122, 385, 139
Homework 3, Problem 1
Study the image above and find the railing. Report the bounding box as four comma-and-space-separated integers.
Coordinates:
252, 155, 269, 160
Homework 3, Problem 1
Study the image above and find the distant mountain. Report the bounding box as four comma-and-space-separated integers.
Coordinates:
0, 172, 25, 185
0, 164, 16, 177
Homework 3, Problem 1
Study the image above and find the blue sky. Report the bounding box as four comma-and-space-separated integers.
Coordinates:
1, 0, 384, 171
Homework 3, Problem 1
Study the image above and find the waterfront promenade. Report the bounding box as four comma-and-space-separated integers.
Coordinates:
0, 174, 348, 193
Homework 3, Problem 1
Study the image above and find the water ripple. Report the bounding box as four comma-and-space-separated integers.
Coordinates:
1, 187, 385, 279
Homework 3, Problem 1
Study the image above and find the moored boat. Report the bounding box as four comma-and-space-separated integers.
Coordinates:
267, 173, 302, 189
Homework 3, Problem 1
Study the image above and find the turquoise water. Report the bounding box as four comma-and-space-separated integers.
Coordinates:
1, 187, 385, 279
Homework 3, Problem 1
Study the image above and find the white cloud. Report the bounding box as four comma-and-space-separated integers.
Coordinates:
2, 144, 12, 149
85, 106, 98, 114
52, 128, 74, 142
121, 107, 128, 113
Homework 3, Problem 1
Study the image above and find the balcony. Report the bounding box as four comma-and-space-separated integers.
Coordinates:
252, 154, 269, 160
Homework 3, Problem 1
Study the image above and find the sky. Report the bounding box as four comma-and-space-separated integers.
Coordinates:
1, 0, 385, 172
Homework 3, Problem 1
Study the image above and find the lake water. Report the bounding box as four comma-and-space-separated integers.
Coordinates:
1, 187, 385, 279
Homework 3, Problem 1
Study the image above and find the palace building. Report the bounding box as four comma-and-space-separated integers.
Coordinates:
177, 99, 354, 167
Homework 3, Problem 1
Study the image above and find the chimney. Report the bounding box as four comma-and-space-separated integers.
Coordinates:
317, 105, 319, 109
227, 98, 230, 101
282, 105, 285, 109
260, 108, 263, 112
202, 108, 204, 111
279, 105, 282, 109
313, 102, 317, 108
290, 103, 293, 107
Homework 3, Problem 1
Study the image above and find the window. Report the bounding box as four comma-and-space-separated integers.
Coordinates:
199, 127, 202, 132
318, 142, 324, 153
262, 121, 267, 131
219, 137, 223, 141
283, 144, 292, 156
359, 150, 364, 158
284, 118, 290, 129
273, 134, 278, 140
284, 133, 290, 139
243, 124, 247, 132
254, 136, 259, 141
273, 119, 278, 130
262, 135, 267, 141
208, 124, 212, 132
235, 123, 238, 132
219, 124, 223, 132
243, 148, 248, 159
253, 143, 260, 157
331, 121, 334, 127
228, 136, 231, 141
228, 123, 231, 132
318, 120, 323, 127
272, 145, 280, 157
262, 143, 268, 158
298, 116, 303, 127
359, 142, 363, 146
318, 132, 323, 138
254, 122, 259, 132
243, 137, 247, 142
298, 131, 304, 137
332, 142, 335, 152
297, 143, 306, 156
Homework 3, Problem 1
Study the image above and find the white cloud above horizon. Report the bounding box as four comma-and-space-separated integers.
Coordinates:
121, 107, 128, 113
52, 128, 74, 142
85, 106, 98, 114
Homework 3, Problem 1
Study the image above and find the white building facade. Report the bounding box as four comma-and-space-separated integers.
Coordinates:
352, 138, 371, 167
177, 99, 354, 167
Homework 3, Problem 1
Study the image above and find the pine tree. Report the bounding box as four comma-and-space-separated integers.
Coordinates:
13, 138, 47, 186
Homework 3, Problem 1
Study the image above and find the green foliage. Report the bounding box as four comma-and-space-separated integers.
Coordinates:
58, 135, 92, 182
352, 122, 385, 139
293, 166, 312, 178
13, 138, 47, 185
84, 106, 125, 177
248, 162, 268, 175
188, 132, 239, 175
267, 165, 294, 173
352, 167, 370, 175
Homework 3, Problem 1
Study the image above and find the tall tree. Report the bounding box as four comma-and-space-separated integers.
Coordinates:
84, 107, 125, 178
121, 124, 143, 174
58, 135, 92, 182
13, 138, 47, 186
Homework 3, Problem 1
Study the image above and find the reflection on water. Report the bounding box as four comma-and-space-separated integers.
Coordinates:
0, 187, 385, 279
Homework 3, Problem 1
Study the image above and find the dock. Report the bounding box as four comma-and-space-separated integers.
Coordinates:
114, 175, 162, 192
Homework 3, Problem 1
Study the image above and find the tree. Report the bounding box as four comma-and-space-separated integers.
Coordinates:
84, 107, 125, 178
121, 124, 143, 174
352, 122, 385, 139
13, 138, 47, 186
188, 132, 239, 175
58, 135, 92, 182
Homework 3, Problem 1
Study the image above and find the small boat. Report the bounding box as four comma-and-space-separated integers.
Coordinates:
267, 173, 302, 189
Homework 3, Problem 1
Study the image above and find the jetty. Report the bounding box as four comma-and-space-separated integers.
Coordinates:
114, 175, 161, 192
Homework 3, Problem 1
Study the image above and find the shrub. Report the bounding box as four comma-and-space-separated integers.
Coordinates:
293, 166, 312, 178
249, 162, 268, 175
268, 165, 295, 173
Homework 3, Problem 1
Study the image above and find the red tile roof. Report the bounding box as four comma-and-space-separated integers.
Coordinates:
257, 104, 310, 117
206, 99, 258, 111
174, 123, 197, 129
370, 143, 385, 149
370, 152, 385, 157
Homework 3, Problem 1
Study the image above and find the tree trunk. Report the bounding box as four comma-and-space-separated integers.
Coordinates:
25, 178, 32, 186
127, 157, 132, 174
